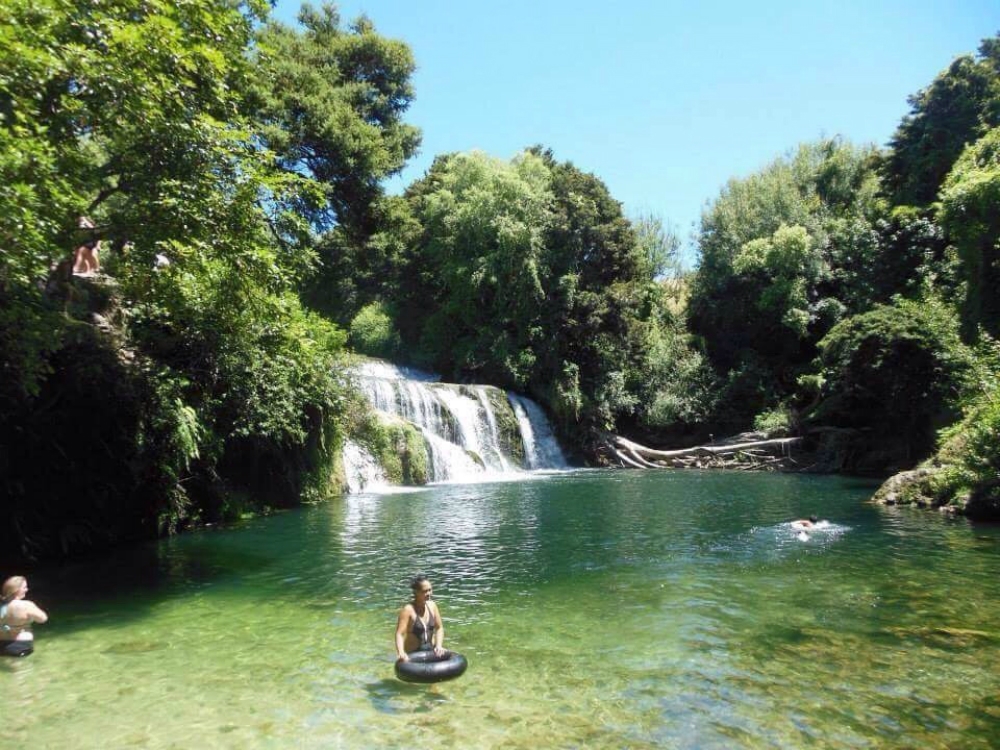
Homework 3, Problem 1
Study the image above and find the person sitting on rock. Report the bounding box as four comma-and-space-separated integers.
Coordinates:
72, 216, 101, 276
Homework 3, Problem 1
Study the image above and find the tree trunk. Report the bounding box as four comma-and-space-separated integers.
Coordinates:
608, 434, 803, 471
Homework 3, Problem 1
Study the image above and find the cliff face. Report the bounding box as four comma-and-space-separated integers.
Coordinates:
2, 274, 152, 563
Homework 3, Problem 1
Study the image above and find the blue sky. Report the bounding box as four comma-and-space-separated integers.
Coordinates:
272, 1, 999, 264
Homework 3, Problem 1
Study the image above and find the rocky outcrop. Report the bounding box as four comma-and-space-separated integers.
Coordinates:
872, 467, 952, 510
872, 465, 1000, 520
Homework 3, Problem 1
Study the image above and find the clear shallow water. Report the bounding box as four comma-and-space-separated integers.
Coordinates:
3, 470, 1000, 749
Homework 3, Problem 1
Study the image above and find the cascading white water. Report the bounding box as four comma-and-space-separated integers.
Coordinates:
345, 359, 567, 490
341, 440, 390, 494
508, 393, 568, 469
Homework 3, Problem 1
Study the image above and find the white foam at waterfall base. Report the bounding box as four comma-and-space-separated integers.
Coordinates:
421, 429, 506, 484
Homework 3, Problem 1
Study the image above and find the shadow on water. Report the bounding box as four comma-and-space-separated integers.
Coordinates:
364, 677, 453, 715
18, 521, 281, 638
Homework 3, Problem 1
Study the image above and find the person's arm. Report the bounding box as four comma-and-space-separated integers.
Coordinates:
22, 600, 47, 624
394, 607, 410, 661
432, 603, 444, 653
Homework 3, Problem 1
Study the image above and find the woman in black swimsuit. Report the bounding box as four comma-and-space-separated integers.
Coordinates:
394, 575, 445, 662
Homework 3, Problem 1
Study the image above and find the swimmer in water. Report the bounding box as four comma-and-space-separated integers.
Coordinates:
791, 515, 819, 530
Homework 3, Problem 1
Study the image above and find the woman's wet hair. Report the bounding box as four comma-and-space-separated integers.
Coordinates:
410, 574, 429, 591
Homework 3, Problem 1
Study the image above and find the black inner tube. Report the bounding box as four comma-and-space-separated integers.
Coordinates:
1, 640, 34, 658
394, 649, 468, 683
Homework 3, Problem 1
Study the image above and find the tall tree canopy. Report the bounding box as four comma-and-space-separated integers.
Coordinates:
384, 148, 712, 446
882, 35, 1000, 208
687, 139, 885, 426
812, 298, 975, 467
248, 3, 420, 237
397, 150, 554, 384
939, 126, 1000, 338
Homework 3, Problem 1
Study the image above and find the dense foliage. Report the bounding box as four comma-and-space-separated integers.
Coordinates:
247, 4, 419, 237
356, 148, 714, 448
882, 37, 1000, 208
686, 139, 886, 428
810, 298, 975, 467
0, 1, 417, 562
939, 126, 1000, 338
933, 353, 1000, 519
685, 33, 1000, 498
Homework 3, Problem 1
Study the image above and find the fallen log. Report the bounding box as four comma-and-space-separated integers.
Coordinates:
613, 446, 655, 469
614, 434, 801, 460
608, 434, 803, 471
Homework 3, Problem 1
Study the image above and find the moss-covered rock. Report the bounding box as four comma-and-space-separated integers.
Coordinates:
873, 467, 950, 509
488, 387, 526, 468
352, 410, 429, 486
872, 464, 1000, 520
872, 385, 1000, 521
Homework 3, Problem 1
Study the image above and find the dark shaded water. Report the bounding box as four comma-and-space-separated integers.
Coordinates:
3, 470, 999, 748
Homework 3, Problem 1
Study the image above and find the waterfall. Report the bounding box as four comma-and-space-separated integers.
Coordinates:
345, 359, 567, 490
509, 393, 568, 469
341, 440, 390, 494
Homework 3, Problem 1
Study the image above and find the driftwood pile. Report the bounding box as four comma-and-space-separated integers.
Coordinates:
609, 433, 803, 471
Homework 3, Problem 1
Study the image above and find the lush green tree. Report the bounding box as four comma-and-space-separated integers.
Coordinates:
1, 0, 266, 398
810, 298, 974, 465
732, 223, 823, 338
248, 3, 420, 237
688, 139, 887, 427
349, 300, 401, 359
882, 34, 1000, 207
934, 370, 1000, 518
0, 0, 385, 560
397, 150, 554, 383
860, 207, 954, 308
631, 213, 683, 281
389, 147, 707, 448
628, 312, 718, 434
938, 126, 1000, 338
303, 193, 421, 326
533, 148, 677, 436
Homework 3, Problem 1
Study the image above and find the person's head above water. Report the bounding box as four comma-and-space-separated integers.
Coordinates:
809, 515, 818, 524
410, 575, 433, 599
1, 576, 27, 604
